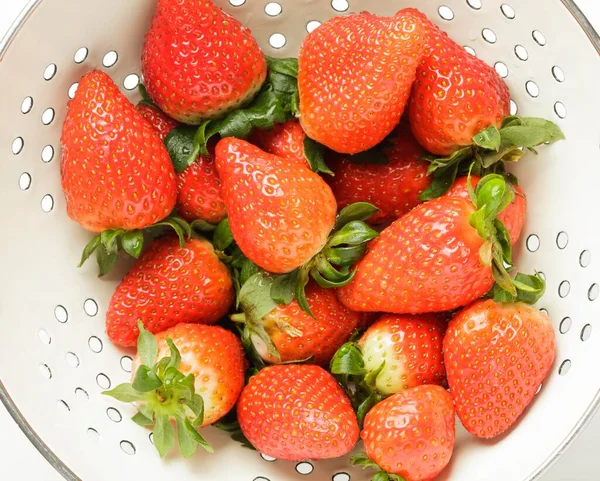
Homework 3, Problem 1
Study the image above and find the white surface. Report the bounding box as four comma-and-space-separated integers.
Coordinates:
0, 1, 599, 480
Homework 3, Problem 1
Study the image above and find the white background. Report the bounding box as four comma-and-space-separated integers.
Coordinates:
1, 1, 599, 480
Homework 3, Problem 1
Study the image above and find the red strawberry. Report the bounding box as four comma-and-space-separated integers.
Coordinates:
61, 70, 177, 233
215, 138, 337, 274
249, 120, 307, 167
176, 152, 227, 224
337, 175, 529, 313
328, 127, 430, 224
136, 103, 179, 141
243, 280, 361, 366
106, 236, 234, 347
407, 9, 510, 156
358, 314, 446, 394
355, 385, 455, 481
298, 10, 426, 154
106, 323, 245, 457
446, 176, 527, 245
444, 299, 556, 438
142, 0, 267, 124
237, 364, 359, 460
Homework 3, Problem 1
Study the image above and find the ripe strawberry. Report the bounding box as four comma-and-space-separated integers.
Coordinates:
358, 314, 447, 394
354, 385, 455, 481
298, 10, 426, 154
105, 323, 246, 457
142, 0, 267, 124
407, 9, 510, 156
249, 120, 307, 167
337, 175, 534, 313
176, 151, 227, 224
106, 236, 234, 347
241, 280, 361, 366
215, 138, 337, 274
444, 299, 556, 438
328, 127, 430, 224
136, 103, 179, 141
237, 365, 359, 460
446, 176, 527, 245
61, 70, 177, 233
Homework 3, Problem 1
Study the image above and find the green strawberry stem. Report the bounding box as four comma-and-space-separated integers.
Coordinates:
351, 452, 407, 481
468, 174, 545, 303
420, 116, 565, 201
79, 214, 191, 277
103, 321, 213, 458
268, 203, 379, 317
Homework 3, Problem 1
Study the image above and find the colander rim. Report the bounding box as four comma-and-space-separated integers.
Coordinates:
0, 0, 598, 480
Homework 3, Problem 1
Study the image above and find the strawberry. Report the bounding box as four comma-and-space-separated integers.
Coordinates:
236, 279, 361, 366
237, 364, 359, 460
176, 151, 227, 224
337, 174, 544, 313
249, 120, 307, 167
444, 299, 556, 439
105, 323, 246, 457
408, 10, 510, 156
136, 103, 179, 141
328, 127, 430, 224
446, 176, 526, 245
353, 385, 455, 481
106, 236, 234, 347
298, 10, 426, 154
61, 70, 177, 233
142, 0, 267, 124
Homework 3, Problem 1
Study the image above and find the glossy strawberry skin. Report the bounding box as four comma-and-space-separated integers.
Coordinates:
132, 324, 245, 426
177, 153, 227, 224
249, 120, 307, 167
237, 365, 359, 460
361, 385, 455, 480
255, 281, 362, 366
444, 299, 556, 439
142, 0, 267, 124
329, 127, 430, 224
298, 10, 426, 154
337, 197, 493, 313
407, 9, 510, 156
359, 314, 447, 395
61, 71, 177, 233
136, 104, 179, 141
215, 138, 337, 274
106, 236, 234, 347
446, 176, 527, 245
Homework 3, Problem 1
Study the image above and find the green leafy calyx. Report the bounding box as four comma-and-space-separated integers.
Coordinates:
103, 322, 213, 458
351, 452, 407, 481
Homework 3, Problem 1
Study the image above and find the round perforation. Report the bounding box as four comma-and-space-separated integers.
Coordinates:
580, 250, 592, 268
54, 305, 68, 323
75, 388, 89, 401
66, 352, 80, 368
296, 462, 314, 475
44, 64, 57, 81
41, 194, 54, 213
88, 336, 103, 353
39, 364, 52, 380
120, 441, 136, 455
265, 2, 282, 16
533, 30, 547, 47
96, 373, 111, 390
107, 407, 123, 423
482, 28, 497, 44
74, 47, 88, 64
464, 45, 476, 56
559, 317, 572, 334
84, 299, 98, 317
554, 101, 567, 119
559, 359, 572, 376
57, 400, 71, 412
552, 65, 565, 83
254, 478, 270, 481
588, 283, 599, 301
510, 99, 518, 115
12, 137, 24, 155
466, 0, 482, 10
123, 74, 140, 91
515, 45, 529, 61
495, 62, 508, 78
21, 96, 33, 114
558, 281, 571, 298
306, 21, 321, 33
38, 329, 51, 345
333, 474, 351, 481
269, 33, 286, 49
87, 428, 100, 441
438, 6, 454, 21
229, 0, 246, 6
331, 0, 349, 12
260, 453, 277, 462
501, 4, 515, 19
42, 145, 55, 163
526, 81, 539, 98
103, 51, 119, 68
556, 231, 569, 249
581, 324, 592, 342
526, 234, 540, 252
68, 82, 79, 99
120, 356, 133, 373
18, 173, 31, 191
42, 108, 55, 125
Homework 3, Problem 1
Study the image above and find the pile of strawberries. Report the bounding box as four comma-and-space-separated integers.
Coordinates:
59, 1, 564, 480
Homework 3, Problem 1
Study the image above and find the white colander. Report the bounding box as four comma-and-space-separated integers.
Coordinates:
0, 0, 598, 480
